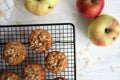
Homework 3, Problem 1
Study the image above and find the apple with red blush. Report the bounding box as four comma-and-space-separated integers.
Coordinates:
76, 0, 105, 18
88, 14, 120, 46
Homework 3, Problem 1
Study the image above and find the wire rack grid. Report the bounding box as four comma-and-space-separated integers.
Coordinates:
0, 23, 76, 80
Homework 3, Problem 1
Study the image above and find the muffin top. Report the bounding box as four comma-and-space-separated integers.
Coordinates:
0, 72, 20, 80
2, 41, 26, 65
29, 29, 52, 53
23, 63, 45, 80
45, 51, 68, 74
54, 77, 66, 80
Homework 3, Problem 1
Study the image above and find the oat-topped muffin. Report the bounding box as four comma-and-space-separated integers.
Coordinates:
54, 77, 66, 80
23, 63, 45, 80
2, 41, 26, 65
45, 51, 68, 74
0, 72, 20, 80
29, 29, 52, 53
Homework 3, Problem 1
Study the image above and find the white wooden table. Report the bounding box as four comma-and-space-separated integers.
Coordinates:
4, 0, 120, 80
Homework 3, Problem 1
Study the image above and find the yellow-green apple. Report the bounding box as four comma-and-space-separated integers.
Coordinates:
76, 0, 104, 18
88, 14, 120, 46
24, 0, 58, 16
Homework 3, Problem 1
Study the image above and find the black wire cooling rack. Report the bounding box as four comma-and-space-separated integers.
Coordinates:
0, 23, 76, 80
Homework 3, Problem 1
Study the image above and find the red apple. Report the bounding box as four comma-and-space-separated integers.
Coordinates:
76, 0, 105, 18
88, 14, 120, 46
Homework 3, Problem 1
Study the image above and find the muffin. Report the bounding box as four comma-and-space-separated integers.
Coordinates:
29, 29, 52, 53
54, 77, 66, 80
45, 51, 68, 74
2, 41, 26, 65
23, 63, 45, 80
0, 72, 20, 80
24, 0, 58, 16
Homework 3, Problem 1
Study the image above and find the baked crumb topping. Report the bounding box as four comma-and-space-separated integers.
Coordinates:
23, 63, 45, 80
45, 51, 68, 74
2, 41, 26, 64
29, 29, 52, 53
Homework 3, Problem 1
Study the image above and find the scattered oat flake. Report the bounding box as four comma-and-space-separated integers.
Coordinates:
76, 57, 80, 62
86, 60, 91, 66
84, 42, 92, 52
111, 66, 116, 72
98, 57, 102, 60
14, 0, 22, 10
82, 58, 91, 68
16, 20, 22, 25
0, 10, 6, 17
84, 58, 91, 66
87, 42, 92, 47
79, 73, 84, 78
79, 50, 84, 55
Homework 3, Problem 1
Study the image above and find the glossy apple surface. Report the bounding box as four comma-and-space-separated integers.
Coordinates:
24, 0, 57, 16
88, 14, 120, 46
76, 0, 104, 18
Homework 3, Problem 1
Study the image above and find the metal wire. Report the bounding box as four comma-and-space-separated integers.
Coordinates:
0, 23, 76, 80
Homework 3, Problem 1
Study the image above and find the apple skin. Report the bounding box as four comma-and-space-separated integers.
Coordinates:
88, 14, 120, 46
24, 0, 57, 16
76, 0, 104, 18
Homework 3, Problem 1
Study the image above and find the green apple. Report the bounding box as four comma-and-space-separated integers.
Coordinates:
24, 0, 57, 16
88, 14, 120, 46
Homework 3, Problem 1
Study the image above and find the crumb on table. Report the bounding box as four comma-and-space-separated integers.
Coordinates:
79, 73, 84, 78
16, 20, 22, 25
0, 10, 6, 17
84, 58, 91, 66
14, 0, 22, 10
111, 66, 116, 72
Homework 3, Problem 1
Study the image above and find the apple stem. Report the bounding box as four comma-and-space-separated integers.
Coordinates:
48, 5, 53, 9
91, 0, 98, 4
105, 28, 111, 33
37, 0, 42, 2
113, 37, 116, 40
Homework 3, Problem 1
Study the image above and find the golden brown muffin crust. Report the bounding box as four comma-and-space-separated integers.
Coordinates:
2, 41, 26, 65
54, 77, 66, 80
0, 72, 20, 80
23, 63, 45, 80
45, 51, 68, 74
29, 29, 52, 53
